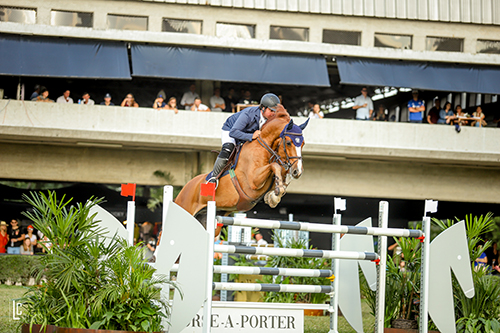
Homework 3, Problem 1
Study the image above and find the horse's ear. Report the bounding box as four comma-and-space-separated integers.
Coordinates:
299, 118, 309, 130
286, 119, 294, 130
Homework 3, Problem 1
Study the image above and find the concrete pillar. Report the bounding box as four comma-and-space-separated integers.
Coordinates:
149, 14, 163, 32
309, 26, 322, 43
413, 34, 426, 51
94, 12, 107, 30
256, 23, 270, 40
37, 6, 51, 25
201, 81, 213, 107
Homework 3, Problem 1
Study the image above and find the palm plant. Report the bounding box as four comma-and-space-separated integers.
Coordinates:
20, 191, 174, 332
261, 230, 331, 304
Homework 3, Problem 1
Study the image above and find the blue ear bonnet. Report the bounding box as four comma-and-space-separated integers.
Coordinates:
280, 123, 304, 147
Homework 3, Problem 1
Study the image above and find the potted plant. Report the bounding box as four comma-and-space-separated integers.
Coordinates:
19, 191, 175, 333
361, 213, 497, 332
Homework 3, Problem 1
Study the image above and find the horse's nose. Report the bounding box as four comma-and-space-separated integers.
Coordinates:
292, 168, 301, 178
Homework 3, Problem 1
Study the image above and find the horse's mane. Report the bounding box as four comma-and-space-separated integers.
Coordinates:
261, 104, 290, 135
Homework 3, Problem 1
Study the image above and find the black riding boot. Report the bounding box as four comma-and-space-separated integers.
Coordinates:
208, 142, 235, 183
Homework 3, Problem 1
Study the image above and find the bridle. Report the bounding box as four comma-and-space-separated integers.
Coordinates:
256, 129, 303, 172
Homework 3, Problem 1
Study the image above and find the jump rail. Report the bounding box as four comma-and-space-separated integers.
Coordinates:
217, 216, 423, 238
170, 264, 333, 277
213, 282, 333, 293
214, 244, 379, 261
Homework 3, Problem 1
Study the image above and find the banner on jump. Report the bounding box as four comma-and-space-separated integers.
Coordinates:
180, 307, 303, 333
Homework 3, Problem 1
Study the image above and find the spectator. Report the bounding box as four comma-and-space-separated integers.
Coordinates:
239, 90, 253, 105
165, 97, 179, 114
20, 236, 33, 255
210, 88, 226, 112
427, 98, 441, 124
139, 221, 155, 243
407, 89, 425, 123
0, 221, 8, 254
144, 236, 156, 261
224, 88, 238, 113
100, 93, 114, 106
255, 232, 268, 246
153, 94, 166, 109
438, 102, 455, 125
308, 104, 324, 119
25, 225, 37, 253
353, 87, 373, 120
33, 87, 53, 103
471, 106, 487, 127
180, 84, 199, 110
79, 92, 95, 105
30, 85, 41, 100
454, 105, 468, 126
373, 105, 388, 121
191, 97, 211, 112
56, 90, 74, 104
7, 219, 23, 254
121, 93, 139, 107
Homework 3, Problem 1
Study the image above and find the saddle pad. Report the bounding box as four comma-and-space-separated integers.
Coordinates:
205, 144, 243, 181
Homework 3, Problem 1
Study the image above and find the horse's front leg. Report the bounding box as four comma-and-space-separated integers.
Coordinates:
263, 163, 286, 208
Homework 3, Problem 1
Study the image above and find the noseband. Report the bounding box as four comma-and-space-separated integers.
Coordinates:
257, 130, 303, 172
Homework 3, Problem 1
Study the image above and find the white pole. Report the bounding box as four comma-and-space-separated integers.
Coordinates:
420, 199, 437, 333
420, 216, 431, 333
202, 201, 216, 333
126, 201, 135, 246
330, 213, 341, 333
330, 197, 345, 333
375, 201, 389, 333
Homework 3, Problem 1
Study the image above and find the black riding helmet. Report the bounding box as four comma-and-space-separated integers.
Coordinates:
260, 93, 280, 111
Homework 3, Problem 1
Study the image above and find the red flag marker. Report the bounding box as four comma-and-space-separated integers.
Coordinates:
200, 182, 216, 198
121, 183, 136, 201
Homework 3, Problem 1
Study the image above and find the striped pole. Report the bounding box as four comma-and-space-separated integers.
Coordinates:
169, 264, 332, 277
213, 282, 333, 294
214, 244, 378, 261
215, 266, 334, 277
217, 216, 423, 238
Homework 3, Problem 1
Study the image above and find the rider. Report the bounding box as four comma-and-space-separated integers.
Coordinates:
208, 93, 281, 184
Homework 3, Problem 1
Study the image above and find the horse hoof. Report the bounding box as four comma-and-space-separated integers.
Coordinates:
264, 191, 271, 205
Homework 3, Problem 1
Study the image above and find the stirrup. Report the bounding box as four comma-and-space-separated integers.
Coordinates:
207, 177, 219, 189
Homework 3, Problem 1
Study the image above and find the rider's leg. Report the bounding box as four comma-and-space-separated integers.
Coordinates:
208, 132, 235, 183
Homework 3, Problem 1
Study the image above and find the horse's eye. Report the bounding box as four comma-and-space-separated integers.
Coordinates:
286, 141, 292, 146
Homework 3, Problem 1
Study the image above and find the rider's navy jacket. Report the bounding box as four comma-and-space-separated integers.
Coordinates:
222, 106, 261, 144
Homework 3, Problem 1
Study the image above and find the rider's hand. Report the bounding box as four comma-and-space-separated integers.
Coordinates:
252, 130, 261, 140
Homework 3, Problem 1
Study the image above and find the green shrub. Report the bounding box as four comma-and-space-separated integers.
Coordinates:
0, 255, 41, 285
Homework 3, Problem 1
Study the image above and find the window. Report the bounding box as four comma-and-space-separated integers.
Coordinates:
107, 14, 148, 31
426, 37, 463, 52
0, 6, 36, 24
270, 26, 308, 42
162, 18, 202, 34
323, 30, 361, 46
477, 40, 500, 54
374, 33, 412, 49
216, 23, 255, 39
51, 10, 92, 28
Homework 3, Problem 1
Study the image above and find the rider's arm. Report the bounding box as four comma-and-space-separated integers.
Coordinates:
229, 111, 255, 142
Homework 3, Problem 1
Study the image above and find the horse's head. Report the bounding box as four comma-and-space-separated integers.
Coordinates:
275, 118, 309, 179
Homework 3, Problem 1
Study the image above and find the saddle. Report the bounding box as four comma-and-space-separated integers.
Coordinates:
210, 144, 270, 211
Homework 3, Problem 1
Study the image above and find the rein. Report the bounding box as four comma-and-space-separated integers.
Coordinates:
256, 131, 302, 171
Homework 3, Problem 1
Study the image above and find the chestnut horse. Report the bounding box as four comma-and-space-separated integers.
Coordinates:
175, 106, 308, 225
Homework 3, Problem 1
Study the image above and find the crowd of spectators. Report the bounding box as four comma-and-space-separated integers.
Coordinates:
0, 219, 47, 255
27, 83, 265, 114
27, 83, 497, 129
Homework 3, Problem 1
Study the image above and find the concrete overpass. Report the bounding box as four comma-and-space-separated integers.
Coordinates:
0, 100, 499, 204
